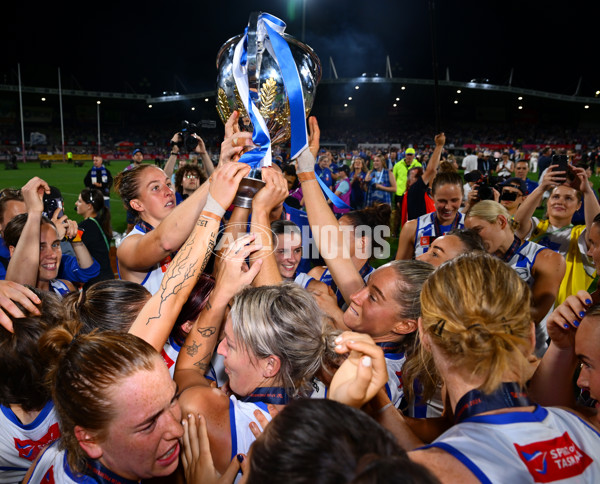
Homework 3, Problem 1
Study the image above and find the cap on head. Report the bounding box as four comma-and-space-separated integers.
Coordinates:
405, 148, 416, 155
132, 149, 142, 156
501, 177, 528, 195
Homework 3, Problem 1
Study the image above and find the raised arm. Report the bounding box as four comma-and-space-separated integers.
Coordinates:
249, 167, 289, 286
163, 132, 182, 179
5, 177, 49, 286
193, 134, 215, 177
530, 248, 566, 324
422, 133, 445, 187
395, 218, 417, 260
296, 117, 365, 303
128, 162, 251, 352
173, 233, 262, 391
513, 165, 564, 239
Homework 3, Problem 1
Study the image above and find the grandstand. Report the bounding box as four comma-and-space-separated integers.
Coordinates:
1, 75, 599, 163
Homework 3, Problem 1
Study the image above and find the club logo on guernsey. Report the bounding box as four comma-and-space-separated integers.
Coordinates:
41, 467, 54, 484
514, 432, 592, 482
14, 422, 61, 460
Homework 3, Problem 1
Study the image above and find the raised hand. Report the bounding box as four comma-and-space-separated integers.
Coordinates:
328, 331, 387, 408
209, 161, 251, 210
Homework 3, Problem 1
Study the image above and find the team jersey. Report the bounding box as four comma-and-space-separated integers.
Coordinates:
25, 440, 139, 484
414, 212, 465, 257
228, 396, 271, 459
0, 401, 60, 483
117, 224, 173, 295
422, 405, 600, 483
504, 238, 551, 356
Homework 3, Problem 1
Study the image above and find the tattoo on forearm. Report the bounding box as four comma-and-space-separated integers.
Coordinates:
197, 327, 216, 338
185, 340, 201, 357
193, 354, 211, 371
197, 219, 208, 227
205, 300, 212, 311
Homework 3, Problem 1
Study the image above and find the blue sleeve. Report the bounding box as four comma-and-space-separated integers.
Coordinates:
58, 254, 101, 283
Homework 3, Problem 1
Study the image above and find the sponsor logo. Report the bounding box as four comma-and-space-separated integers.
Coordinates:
14, 423, 61, 461
515, 432, 592, 482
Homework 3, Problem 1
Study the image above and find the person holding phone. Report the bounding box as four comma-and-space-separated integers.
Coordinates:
3, 178, 99, 295
513, 164, 600, 305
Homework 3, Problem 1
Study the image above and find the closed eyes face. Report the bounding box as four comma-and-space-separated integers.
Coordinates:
416, 235, 466, 267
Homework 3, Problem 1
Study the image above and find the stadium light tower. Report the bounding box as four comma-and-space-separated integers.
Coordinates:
96, 101, 101, 156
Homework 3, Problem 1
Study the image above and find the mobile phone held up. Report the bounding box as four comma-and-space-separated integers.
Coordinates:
551, 154, 569, 183
42, 186, 64, 219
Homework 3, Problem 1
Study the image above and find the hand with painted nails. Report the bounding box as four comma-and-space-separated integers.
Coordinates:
546, 290, 592, 349
181, 413, 246, 484
328, 331, 387, 408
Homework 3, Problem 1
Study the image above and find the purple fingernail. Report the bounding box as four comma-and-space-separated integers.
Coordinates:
237, 454, 244, 462
564, 324, 570, 329
579, 311, 586, 318
574, 320, 580, 327
586, 299, 592, 305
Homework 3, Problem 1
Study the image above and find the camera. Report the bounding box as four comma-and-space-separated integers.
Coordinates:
475, 175, 496, 201
180, 120, 200, 152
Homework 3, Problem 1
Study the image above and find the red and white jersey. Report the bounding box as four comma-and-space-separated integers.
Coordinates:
0, 401, 60, 483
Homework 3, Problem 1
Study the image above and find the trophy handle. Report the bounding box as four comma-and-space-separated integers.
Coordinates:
246, 12, 260, 93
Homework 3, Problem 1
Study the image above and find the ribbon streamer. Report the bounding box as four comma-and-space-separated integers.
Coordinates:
232, 12, 310, 168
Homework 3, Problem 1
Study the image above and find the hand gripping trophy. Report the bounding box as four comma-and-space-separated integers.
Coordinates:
216, 11, 322, 207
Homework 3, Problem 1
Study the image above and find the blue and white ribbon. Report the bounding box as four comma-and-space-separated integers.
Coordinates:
232, 13, 309, 168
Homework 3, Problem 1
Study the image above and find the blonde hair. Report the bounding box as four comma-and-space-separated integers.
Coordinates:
414, 253, 532, 398
466, 200, 520, 232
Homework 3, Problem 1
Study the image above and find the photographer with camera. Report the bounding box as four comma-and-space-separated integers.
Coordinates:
164, 122, 215, 185
462, 172, 500, 214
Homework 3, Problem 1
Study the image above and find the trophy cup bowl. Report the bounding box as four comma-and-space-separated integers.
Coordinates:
215, 12, 322, 207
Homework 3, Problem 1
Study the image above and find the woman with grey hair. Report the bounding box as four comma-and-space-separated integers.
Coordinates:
174, 280, 345, 474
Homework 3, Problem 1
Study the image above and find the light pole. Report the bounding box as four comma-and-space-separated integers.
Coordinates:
96, 100, 101, 156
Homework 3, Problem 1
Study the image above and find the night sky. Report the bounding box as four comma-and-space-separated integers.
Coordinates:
5, 1, 600, 97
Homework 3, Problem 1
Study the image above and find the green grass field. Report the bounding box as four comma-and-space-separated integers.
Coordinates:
2, 160, 135, 236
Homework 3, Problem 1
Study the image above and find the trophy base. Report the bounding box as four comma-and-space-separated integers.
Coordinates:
233, 169, 265, 208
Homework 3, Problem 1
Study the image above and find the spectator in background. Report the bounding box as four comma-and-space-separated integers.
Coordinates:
498, 177, 528, 216
349, 157, 368, 210
330, 164, 352, 218
391, 148, 421, 235
514, 159, 539, 194
477, 150, 494, 176
83, 154, 113, 208
75, 188, 114, 287
461, 147, 478, 174
365, 154, 396, 207
314, 151, 334, 190
174, 164, 205, 204
494, 151, 514, 179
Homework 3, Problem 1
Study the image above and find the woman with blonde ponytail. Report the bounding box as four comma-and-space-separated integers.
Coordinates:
384, 253, 600, 483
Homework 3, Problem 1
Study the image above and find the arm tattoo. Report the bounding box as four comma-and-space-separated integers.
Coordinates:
197, 327, 216, 338
193, 354, 211, 371
185, 340, 201, 357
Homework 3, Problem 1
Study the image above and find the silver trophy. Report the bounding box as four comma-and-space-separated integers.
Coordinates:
216, 11, 322, 207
